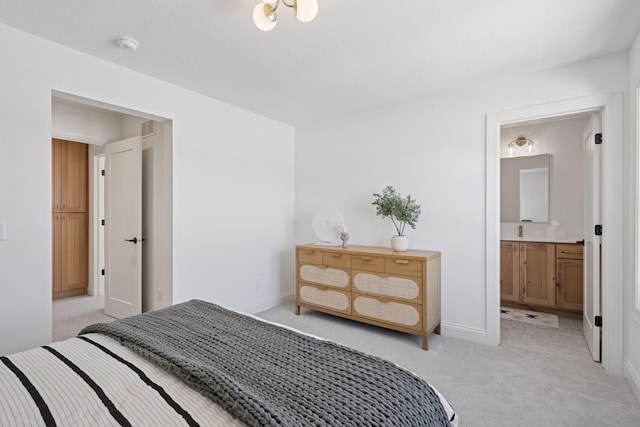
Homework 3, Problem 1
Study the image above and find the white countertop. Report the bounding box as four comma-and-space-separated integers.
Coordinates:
500, 236, 583, 244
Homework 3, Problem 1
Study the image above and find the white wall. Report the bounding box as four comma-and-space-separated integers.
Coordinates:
500, 117, 589, 240
625, 31, 640, 400
52, 99, 124, 144
0, 24, 295, 355
295, 52, 628, 342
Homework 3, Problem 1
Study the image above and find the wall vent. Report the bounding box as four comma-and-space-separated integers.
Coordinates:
141, 120, 155, 138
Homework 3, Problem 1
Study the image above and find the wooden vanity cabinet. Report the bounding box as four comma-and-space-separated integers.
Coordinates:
520, 242, 556, 307
500, 240, 584, 312
500, 241, 520, 302
555, 244, 584, 311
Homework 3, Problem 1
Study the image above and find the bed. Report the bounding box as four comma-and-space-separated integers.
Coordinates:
0, 300, 457, 426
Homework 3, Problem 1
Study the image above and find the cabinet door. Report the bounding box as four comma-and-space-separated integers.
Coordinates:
556, 258, 583, 311
61, 213, 88, 291
500, 241, 520, 302
61, 141, 88, 212
52, 213, 62, 292
52, 139, 63, 212
521, 243, 556, 307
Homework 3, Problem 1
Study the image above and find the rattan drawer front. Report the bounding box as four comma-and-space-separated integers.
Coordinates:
384, 258, 423, 278
299, 264, 350, 289
323, 252, 352, 268
556, 244, 583, 259
298, 249, 323, 264
352, 271, 422, 303
299, 285, 351, 314
352, 255, 384, 273
352, 294, 422, 331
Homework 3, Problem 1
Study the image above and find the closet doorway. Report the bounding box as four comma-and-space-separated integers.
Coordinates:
51, 92, 174, 341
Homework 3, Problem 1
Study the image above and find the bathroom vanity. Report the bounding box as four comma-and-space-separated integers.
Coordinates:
500, 238, 583, 313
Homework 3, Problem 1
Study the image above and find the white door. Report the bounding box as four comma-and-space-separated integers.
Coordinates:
583, 112, 602, 362
104, 137, 142, 319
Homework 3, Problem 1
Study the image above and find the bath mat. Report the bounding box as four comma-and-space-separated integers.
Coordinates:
500, 306, 559, 328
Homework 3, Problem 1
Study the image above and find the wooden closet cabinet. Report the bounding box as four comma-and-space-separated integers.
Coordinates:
52, 139, 87, 213
52, 139, 88, 299
52, 213, 88, 295
296, 244, 441, 350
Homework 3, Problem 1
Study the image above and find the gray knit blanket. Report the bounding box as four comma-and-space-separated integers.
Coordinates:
80, 300, 451, 426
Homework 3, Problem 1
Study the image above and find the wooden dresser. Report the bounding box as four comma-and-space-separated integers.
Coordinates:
295, 244, 441, 350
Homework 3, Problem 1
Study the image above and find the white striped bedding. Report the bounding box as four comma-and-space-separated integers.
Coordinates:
0, 333, 245, 427
1, 327, 457, 426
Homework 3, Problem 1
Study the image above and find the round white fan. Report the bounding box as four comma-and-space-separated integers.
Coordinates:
312, 208, 344, 245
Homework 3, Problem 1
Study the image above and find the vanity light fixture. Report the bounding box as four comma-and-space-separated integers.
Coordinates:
253, 0, 318, 32
507, 136, 536, 156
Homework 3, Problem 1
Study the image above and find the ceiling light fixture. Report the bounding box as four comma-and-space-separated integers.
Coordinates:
507, 136, 536, 156
253, 0, 318, 32
115, 35, 140, 51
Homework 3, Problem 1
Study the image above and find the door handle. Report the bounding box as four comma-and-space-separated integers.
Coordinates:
124, 237, 145, 244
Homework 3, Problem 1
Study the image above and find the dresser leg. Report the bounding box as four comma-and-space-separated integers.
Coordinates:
434, 323, 441, 335
422, 336, 429, 350
295, 305, 300, 315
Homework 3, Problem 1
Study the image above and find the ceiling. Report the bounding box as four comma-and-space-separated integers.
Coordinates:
1, 1, 639, 126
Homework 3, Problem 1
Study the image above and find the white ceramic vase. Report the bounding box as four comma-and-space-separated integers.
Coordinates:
391, 235, 408, 252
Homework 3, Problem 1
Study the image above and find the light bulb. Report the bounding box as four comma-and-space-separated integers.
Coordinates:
527, 141, 534, 153
507, 143, 514, 156
253, 3, 277, 31
294, 0, 318, 23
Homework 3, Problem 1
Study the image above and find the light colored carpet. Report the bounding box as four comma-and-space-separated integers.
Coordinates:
256, 303, 640, 427
52, 294, 115, 342
500, 306, 559, 328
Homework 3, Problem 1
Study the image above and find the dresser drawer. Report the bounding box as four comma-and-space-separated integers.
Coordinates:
299, 285, 351, 315
352, 255, 384, 273
556, 244, 583, 260
323, 252, 352, 268
384, 258, 423, 278
352, 271, 422, 303
299, 264, 350, 290
298, 249, 323, 264
352, 293, 422, 331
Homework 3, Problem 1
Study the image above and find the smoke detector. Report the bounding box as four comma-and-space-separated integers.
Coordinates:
115, 35, 140, 51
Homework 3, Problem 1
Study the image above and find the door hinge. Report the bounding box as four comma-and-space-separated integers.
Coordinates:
595, 315, 602, 327
101, 219, 105, 226
595, 133, 602, 145
595, 225, 602, 236
101, 269, 105, 276
101, 169, 105, 176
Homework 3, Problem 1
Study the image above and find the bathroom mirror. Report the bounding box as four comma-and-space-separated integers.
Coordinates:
500, 154, 551, 223
519, 167, 549, 222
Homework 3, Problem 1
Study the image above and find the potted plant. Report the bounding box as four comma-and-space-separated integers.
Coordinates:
372, 186, 421, 251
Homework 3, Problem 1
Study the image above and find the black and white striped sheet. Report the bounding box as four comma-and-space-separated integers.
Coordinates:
0, 334, 245, 427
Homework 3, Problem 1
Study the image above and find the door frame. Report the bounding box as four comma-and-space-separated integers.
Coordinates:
486, 93, 624, 375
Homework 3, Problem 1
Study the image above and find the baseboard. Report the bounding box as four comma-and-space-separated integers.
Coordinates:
623, 360, 640, 403
237, 291, 295, 315
440, 321, 487, 345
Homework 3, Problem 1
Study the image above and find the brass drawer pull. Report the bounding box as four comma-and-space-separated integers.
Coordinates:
305, 250, 315, 255
361, 256, 373, 261
332, 254, 342, 258
561, 251, 582, 255
395, 260, 409, 265
317, 265, 327, 269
